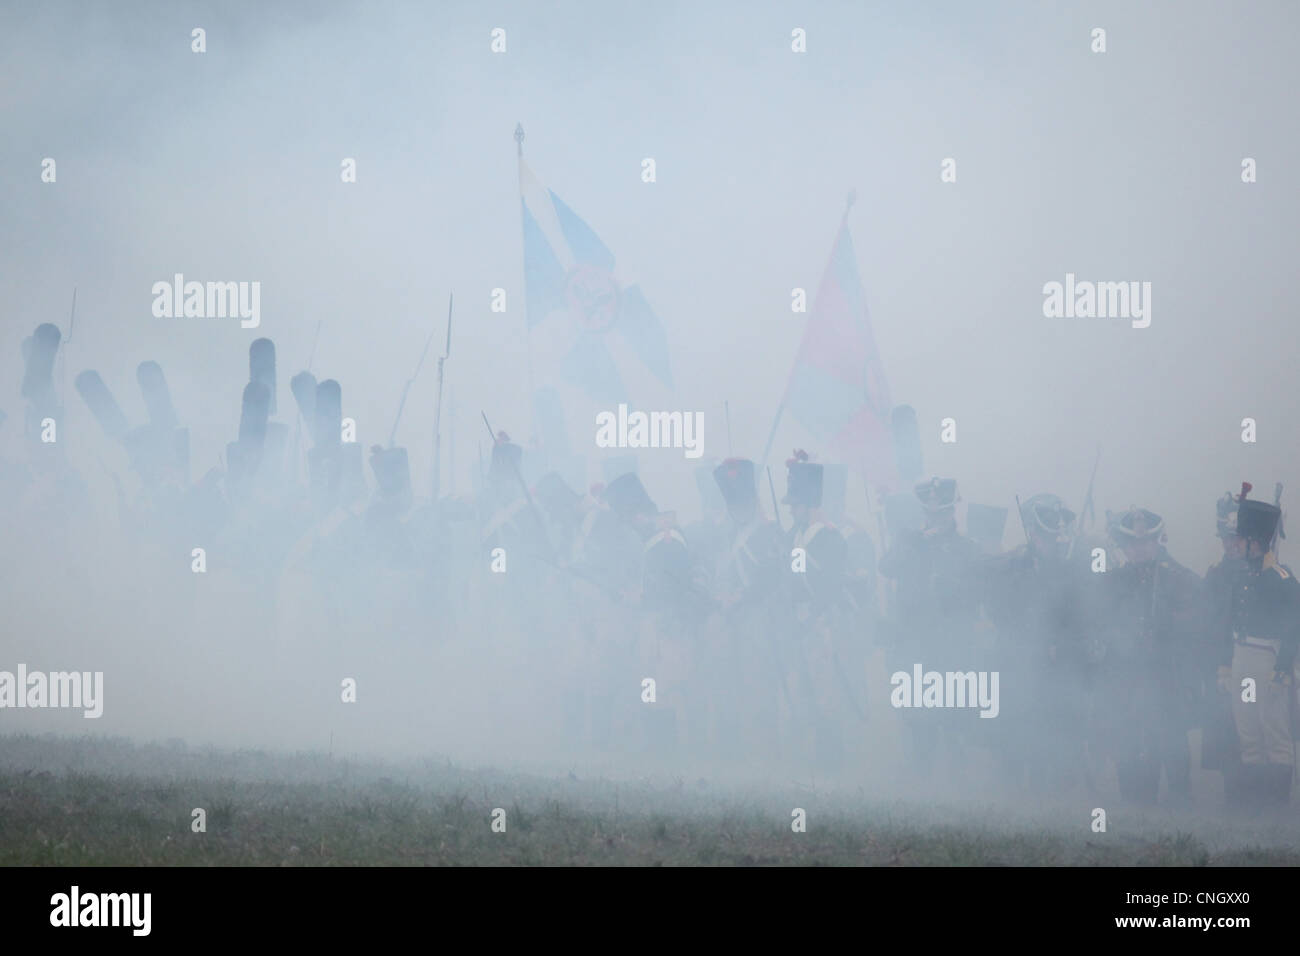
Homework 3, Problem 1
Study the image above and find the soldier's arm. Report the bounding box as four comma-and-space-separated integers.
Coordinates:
1274, 567, 1300, 677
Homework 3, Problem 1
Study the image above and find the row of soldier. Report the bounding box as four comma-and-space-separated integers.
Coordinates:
4, 324, 1297, 812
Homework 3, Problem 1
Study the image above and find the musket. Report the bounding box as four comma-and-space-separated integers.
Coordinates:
481, 411, 561, 565
767, 465, 784, 533
1078, 445, 1101, 532
523, 544, 623, 605
57, 288, 77, 392
388, 314, 439, 448
65, 288, 77, 344
432, 293, 453, 501
1275, 482, 1286, 558
447, 388, 456, 497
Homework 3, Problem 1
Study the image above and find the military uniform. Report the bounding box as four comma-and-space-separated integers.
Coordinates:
364, 445, 414, 569
1200, 493, 1247, 803
562, 487, 642, 754
1099, 508, 1203, 806
879, 478, 985, 774
1223, 494, 1300, 809
602, 472, 703, 757
781, 453, 856, 770
821, 464, 879, 638
711, 458, 787, 762
985, 494, 1103, 792
478, 436, 549, 563
684, 461, 730, 598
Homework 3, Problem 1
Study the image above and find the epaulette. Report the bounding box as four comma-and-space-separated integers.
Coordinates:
1262, 552, 1291, 579
794, 521, 842, 550
645, 528, 686, 552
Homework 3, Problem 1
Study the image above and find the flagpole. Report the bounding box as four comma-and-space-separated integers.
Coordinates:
761, 191, 854, 472
515, 122, 536, 447
759, 403, 784, 471
724, 400, 732, 456
448, 387, 456, 496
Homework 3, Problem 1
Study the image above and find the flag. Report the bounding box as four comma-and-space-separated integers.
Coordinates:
780, 203, 898, 487
519, 156, 673, 406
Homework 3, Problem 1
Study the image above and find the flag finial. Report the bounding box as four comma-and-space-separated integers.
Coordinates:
514, 123, 525, 157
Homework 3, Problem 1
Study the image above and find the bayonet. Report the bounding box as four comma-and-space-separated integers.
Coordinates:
767, 465, 784, 534
388, 315, 438, 447
432, 293, 453, 500
482, 411, 560, 565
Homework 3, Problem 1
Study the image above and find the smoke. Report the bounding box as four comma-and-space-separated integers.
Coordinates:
2, 0, 1298, 827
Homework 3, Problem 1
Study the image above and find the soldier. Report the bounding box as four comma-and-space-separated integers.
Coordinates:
711, 457, 786, 761
986, 494, 1102, 793
479, 432, 548, 562
782, 450, 855, 770
1100, 507, 1203, 806
365, 445, 414, 569
565, 480, 644, 754
532, 471, 586, 563
17, 325, 89, 557
1202, 492, 1249, 805
21, 323, 63, 437
1223, 486, 1300, 811
684, 460, 729, 595
243, 340, 289, 489
822, 464, 879, 638
534, 471, 608, 747
476, 432, 558, 682
785, 451, 848, 614
602, 472, 702, 757
878, 477, 985, 776
713, 458, 785, 610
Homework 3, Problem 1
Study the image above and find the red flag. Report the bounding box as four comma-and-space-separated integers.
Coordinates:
779, 203, 898, 488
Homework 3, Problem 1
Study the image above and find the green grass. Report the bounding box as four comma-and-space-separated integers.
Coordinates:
2, 734, 1299, 865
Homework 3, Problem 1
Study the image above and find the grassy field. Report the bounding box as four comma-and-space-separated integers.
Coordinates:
3, 733, 1300, 865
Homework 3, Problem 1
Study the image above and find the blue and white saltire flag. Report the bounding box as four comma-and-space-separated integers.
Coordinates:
519, 156, 674, 407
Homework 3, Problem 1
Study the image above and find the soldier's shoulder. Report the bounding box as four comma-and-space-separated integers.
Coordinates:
1268, 559, 1295, 581
803, 522, 848, 562
805, 519, 846, 544
646, 523, 687, 549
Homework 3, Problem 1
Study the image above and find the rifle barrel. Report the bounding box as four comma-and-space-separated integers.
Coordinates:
767, 465, 783, 533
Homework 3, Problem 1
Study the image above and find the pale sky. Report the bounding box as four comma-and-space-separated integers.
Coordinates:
3, 0, 1298, 573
